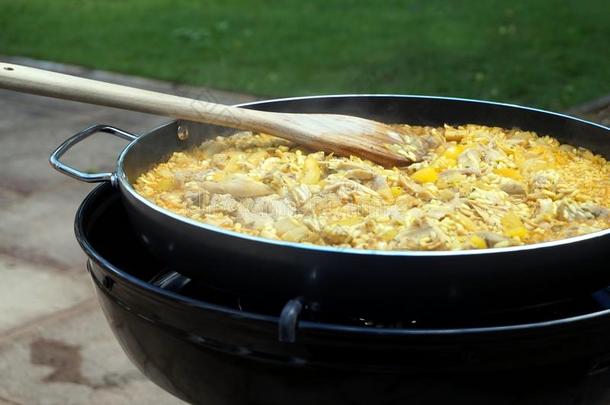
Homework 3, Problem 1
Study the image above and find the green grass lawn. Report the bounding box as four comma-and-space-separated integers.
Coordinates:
1, 0, 608, 110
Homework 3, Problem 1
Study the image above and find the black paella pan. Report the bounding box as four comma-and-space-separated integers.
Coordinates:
51, 95, 610, 319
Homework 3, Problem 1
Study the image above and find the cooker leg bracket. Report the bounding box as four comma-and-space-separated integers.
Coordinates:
278, 297, 304, 343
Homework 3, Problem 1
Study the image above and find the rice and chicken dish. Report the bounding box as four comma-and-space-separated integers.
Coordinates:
133, 124, 610, 251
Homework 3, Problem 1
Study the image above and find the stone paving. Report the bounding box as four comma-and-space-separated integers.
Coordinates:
0, 57, 256, 405
0, 57, 609, 405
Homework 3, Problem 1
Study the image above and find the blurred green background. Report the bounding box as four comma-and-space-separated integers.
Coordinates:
1, 0, 608, 110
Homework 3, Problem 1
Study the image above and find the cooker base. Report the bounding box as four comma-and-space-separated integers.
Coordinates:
80, 183, 610, 404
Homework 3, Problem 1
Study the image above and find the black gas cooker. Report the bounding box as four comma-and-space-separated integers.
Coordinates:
79, 184, 610, 404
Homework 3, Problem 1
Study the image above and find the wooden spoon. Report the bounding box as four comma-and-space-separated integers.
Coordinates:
0, 62, 425, 167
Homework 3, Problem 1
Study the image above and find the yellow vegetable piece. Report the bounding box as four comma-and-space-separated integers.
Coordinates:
469, 234, 487, 249
442, 145, 464, 160
156, 177, 175, 192
506, 227, 528, 238
378, 187, 394, 203
493, 167, 522, 179
529, 145, 547, 155
282, 226, 310, 243
227, 150, 245, 159
211, 171, 225, 181
459, 215, 477, 231
501, 213, 529, 239
334, 216, 363, 226
511, 150, 524, 165
302, 156, 321, 185
224, 161, 240, 173
411, 167, 439, 184
390, 186, 404, 198
519, 159, 551, 173
274, 217, 301, 235
380, 228, 398, 241
247, 150, 268, 164
431, 156, 456, 170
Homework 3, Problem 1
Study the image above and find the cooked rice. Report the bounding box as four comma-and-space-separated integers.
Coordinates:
133, 124, 610, 250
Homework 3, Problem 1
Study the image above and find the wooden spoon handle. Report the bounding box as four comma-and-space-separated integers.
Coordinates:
0, 61, 418, 167
0, 62, 267, 131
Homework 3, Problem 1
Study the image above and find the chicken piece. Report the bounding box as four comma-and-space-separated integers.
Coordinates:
289, 184, 312, 205
530, 170, 559, 190
201, 174, 274, 198
198, 140, 228, 158
500, 179, 526, 195
370, 175, 394, 201
235, 210, 274, 230
206, 194, 242, 213
327, 160, 368, 171
274, 217, 311, 242
436, 169, 471, 189
344, 169, 374, 180
457, 148, 481, 173
250, 196, 296, 219
481, 146, 504, 164
557, 201, 609, 221
300, 194, 344, 215
585, 204, 610, 218
394, 193, 420, 210
189, 170, 214, 182
184, 190, 210, 207
535, 198, 557, 220
371, 174, 390, 191
396, 225, 446, 250
397, 175, 424, 194
421, 132, 444, 149
438, 189, 456, 201
324, 179, 378, 198
320, 224, 354, 245
469, 188, 507, 205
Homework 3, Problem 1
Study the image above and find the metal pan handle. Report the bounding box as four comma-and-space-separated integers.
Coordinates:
50, 124, 138, 185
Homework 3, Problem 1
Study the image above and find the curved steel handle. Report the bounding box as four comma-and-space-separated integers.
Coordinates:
50, 124, 138, 184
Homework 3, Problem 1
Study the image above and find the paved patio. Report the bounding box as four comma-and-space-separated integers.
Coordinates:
0, 57, 255, 405
0, 57, 609, 405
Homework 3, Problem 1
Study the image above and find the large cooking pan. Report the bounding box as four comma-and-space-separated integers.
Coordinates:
51, 95, 610, 319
